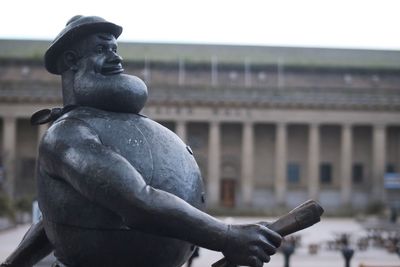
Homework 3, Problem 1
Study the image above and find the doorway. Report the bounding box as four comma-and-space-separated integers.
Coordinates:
220, 178, 236, 207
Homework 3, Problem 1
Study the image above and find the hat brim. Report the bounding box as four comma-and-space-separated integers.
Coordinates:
45, 21, 122, 74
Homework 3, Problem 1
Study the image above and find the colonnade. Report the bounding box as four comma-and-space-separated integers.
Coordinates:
1, 117, 47, 197
0, 116, 389, 207
173, 120, 388, 206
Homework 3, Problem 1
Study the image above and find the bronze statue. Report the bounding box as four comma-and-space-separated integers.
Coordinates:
1, 15, 284, 267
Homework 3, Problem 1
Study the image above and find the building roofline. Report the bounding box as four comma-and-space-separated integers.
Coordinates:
1, 39, 400, 70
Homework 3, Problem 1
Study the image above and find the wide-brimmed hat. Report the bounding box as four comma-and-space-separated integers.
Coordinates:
44, 15, 122, 74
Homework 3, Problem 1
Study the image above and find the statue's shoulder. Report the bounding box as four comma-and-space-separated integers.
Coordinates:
42, 108, 103, 149
57, 106, 148, 123
56, 106, 101, 121
47, 106, 157, 141
49, 106, 115, 132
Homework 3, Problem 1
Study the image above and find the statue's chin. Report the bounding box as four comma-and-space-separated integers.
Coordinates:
73, 72, 148, 114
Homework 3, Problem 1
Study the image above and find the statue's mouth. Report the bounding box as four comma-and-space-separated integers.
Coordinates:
101, 64, 124, 75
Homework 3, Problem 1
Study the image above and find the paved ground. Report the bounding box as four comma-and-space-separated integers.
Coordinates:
190, 217, 400, 267
0, 218, 399, 267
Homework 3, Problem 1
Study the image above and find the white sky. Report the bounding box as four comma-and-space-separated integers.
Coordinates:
1, 0, 400, 50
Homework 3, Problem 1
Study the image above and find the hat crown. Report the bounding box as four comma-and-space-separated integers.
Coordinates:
66, 15, 84, 26
63, 15, 110, 29
51, 16, 113, 44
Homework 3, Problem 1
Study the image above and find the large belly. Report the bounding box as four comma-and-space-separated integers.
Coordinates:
45, 221, 194, 267
96, 111, 206, 209
39, 108, 205, 266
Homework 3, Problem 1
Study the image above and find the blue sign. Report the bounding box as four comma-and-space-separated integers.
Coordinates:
384, 173, 400, 189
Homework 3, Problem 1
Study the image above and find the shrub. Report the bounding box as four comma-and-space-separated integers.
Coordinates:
0, 193, 15, 219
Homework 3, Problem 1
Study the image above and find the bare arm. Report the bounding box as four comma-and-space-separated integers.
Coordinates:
1, 219, 52, 267
40, 118, 281, 266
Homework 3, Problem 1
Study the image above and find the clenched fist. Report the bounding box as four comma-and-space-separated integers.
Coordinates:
222, 223, 282, 267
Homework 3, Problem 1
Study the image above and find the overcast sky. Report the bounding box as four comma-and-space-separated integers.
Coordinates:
1, 0, 400, 50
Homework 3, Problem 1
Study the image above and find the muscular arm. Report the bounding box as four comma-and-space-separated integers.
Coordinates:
40, 118, 281, 266
1, 219, 52, 267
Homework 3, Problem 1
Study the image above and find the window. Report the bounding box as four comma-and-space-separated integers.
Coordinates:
371, 74, 380, 83
352, 163, 364, 184
386, 163, 396, 173
287, 163, 300, 184
188, 136, 203, 150
344, 74, 352, 84
258, 71, 267, 81
229, 71, 238, 80
320, 163, 332, 184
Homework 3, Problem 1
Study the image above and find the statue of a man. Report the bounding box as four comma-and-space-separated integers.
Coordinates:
2, 16, 281, 267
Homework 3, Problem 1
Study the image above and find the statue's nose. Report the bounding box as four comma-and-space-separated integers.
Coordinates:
107, 51, 123, 64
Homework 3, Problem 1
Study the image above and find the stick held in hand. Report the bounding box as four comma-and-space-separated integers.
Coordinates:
212, 200, 324, 267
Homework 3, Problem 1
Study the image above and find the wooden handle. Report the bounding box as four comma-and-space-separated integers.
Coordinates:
211, 200, 324, 267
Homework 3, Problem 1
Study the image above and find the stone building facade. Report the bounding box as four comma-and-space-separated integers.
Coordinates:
0, 40, 400, 213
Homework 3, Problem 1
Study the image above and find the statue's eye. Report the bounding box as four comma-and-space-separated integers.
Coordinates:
96, 46, 104, 54
112, 47, 117, 53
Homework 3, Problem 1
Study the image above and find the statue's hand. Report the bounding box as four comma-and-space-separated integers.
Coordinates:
222, 224, 282, 267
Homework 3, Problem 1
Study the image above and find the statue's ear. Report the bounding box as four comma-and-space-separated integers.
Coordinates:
63, 50, 79, 71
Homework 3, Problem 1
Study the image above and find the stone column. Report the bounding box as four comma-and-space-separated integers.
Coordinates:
340, 124, 352, 205
211, 56, 218, 87
241, 122, 254, 205
2, 117, 16, 198
176, 121, 187, 143
275, 123, 287, 204
308, 123, 320, 200
372, 124, 386, 201
178, 58, 185, 86
208, 121, 220, 205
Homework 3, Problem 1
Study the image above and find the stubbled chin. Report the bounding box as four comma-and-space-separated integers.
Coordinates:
73, 72, 148, 114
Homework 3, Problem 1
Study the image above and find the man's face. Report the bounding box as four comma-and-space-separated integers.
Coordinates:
69, 32, 148, 114
75, 33, 124, 76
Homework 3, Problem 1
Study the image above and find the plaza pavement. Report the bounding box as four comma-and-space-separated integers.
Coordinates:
0, 218, 399, 267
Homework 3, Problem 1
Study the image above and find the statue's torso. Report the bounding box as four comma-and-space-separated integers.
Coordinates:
37, 107, 205, 267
